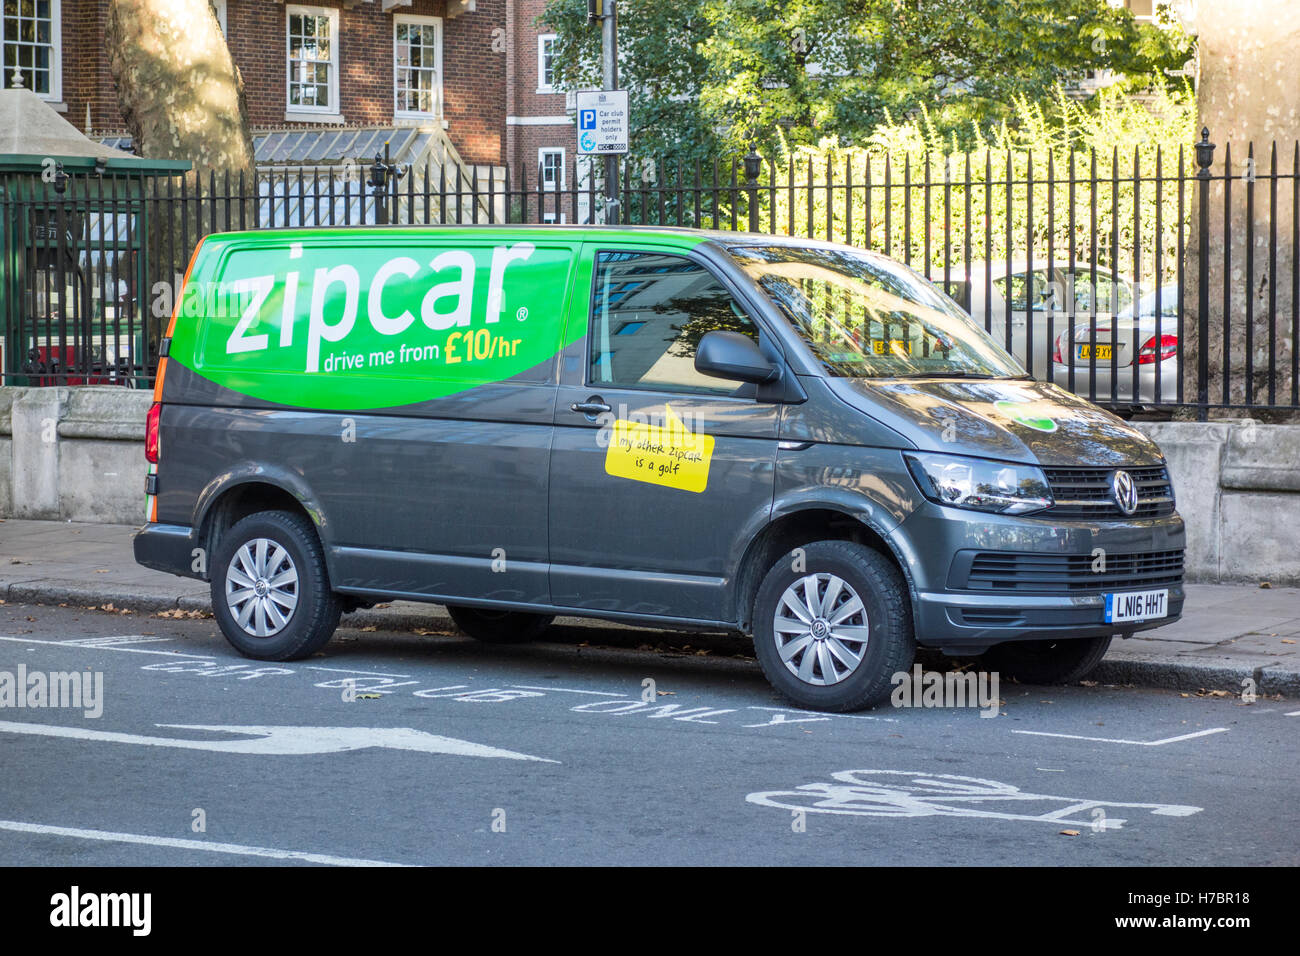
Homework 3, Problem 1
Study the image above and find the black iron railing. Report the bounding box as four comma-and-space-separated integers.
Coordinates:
2, 132, 1297, 416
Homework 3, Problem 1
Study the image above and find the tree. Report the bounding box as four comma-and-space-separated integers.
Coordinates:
541, 0, 719, 166
1180, 0, 1299, 420
105, 0, 255, 354
105, 0, 254, 176
540, 0, 1193, 161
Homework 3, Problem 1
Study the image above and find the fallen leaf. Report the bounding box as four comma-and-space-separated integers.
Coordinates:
359, 626, 377, 632
354, 693, 382, 700
1060, 830, 1080, 837
1282, 639, 1296, 645
94, 569, 109, 574
657, 691, 676, 697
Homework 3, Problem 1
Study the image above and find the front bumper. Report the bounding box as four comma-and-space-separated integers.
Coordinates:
892, 501, 1186, 651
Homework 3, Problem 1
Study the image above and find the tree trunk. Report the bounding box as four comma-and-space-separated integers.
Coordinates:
1181, 0, 1299, 422
104, 0, 255, 354
105, 0, 255, 176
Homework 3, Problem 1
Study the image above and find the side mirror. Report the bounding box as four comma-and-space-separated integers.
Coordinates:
694, 330, 780, 384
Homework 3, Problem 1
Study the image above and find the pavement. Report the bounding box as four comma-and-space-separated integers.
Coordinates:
0, 517, 1297, 697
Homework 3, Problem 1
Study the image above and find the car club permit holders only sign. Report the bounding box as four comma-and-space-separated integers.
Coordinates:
604, 405, 715, 493
576, 90, 630, 155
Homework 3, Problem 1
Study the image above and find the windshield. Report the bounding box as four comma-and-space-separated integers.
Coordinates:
730, 245, 1026, 379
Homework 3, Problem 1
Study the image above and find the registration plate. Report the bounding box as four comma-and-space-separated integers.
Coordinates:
1077, 344, 1113, 361
1105, 588, 1168, 624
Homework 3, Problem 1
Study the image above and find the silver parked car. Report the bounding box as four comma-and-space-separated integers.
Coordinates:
1050, 283, 1180, 406
938, 261, 1135, 382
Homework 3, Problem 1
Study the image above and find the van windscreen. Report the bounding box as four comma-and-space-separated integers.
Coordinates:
730, 245, 1025, 379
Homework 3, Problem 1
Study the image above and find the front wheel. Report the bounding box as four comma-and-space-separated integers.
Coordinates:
210, 510, 341, 661
446, 606, 554, 644
751, 541, 915, 712
981, 635, 1112, 685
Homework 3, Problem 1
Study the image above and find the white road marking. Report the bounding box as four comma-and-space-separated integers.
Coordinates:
748, 706, 898, 723
509, 684, 624, 697
0, 721, 558, 762
62, 636, 173, 647
306, 665, 412, 679
0, 819, 409, 867
1012, 727, 1228, 746
747, 769, 1203, 828
0, 635, 214, 659
1285, 710, 1300, 717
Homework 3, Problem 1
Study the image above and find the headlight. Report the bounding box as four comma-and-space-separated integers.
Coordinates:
905, 452, 1053, 515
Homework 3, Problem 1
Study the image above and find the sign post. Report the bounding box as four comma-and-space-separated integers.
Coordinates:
584, 0, 624, 224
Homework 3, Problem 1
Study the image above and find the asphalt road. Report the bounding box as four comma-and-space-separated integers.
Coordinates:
0, 601, 1296, 866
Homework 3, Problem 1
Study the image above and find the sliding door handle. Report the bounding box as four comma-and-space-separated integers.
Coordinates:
569, 396, 612, 419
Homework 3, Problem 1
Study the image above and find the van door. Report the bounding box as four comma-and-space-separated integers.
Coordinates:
308, 237, 575, 606
548, 245, 780, 624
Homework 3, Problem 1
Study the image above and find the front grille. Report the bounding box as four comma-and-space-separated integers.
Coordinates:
966, 548, 1184, 594
1043, 465, 1175, 519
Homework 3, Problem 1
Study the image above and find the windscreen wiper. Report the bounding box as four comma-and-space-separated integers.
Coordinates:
892, 370, 998, 379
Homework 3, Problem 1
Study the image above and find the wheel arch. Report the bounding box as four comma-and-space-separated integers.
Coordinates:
194, 469, 327, 580
732, 504, 916, 634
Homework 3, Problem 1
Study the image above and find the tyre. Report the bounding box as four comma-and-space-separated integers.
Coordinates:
981, 635, 1112, 685
446, 606, 554, 644
751, 540, 915, 712
210, 510, 342, 661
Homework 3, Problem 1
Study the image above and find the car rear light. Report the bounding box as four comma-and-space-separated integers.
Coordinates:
1137, 334, 1178, 365
1052, 333, 1064, 364
145, 402, 161, 464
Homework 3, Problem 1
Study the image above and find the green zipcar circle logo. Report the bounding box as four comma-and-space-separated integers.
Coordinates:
994, 400, 1057, 433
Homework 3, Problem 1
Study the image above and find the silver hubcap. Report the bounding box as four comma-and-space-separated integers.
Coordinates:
225, 537, 299, 638
773, 573, 869, 686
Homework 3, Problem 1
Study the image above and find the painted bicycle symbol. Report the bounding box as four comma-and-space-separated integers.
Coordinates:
747, 770, 1202, 829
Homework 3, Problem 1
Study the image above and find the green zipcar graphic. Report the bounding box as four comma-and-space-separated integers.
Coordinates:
166, 228, 689, 411
993, 399, 1058, 433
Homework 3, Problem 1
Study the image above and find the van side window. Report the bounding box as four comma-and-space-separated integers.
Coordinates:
590, 251, 759, 394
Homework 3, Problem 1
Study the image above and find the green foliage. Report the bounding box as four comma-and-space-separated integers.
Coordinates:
765, 85, 1197, 285
539, 0, 1195, 162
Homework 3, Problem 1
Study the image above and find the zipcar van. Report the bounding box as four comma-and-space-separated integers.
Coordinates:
134, 226, 1185, 712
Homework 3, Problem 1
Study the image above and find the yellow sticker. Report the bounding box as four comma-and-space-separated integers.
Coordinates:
604, 404, 715, 493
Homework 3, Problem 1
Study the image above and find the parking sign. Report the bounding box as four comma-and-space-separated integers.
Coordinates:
575, 90, 629, 155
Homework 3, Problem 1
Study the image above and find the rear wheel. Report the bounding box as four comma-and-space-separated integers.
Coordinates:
210, 510, 341, 661
446, 606, 554, 644
981, 635, 1112, 685
751, 541, 915, 712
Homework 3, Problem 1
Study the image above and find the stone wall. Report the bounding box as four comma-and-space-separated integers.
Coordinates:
0, 386, 152, 526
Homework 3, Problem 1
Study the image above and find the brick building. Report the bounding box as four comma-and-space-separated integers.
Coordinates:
12, 0, 582, 207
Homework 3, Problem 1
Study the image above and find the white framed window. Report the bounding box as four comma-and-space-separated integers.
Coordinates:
1, 0, 62, 101
286, 5, 338, 114
212, 0, 227, 34
394, 14, 442, 118
537, 33, 557, 94
539, 147, 565, 191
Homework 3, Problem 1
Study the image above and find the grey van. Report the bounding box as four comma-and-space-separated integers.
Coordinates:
134, 225, 1184, 711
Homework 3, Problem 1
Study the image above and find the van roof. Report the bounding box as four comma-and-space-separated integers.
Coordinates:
198, 223, 858, 254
